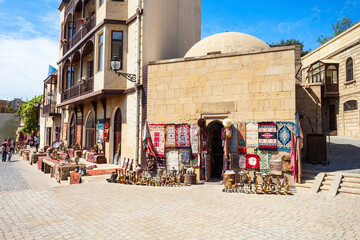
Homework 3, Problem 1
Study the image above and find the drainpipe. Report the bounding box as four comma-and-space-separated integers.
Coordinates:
134, 0, 141, 167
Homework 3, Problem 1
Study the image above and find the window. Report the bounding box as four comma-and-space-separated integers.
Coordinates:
85, 112, 95, 149
308, 62, 325, 84
111, 31, 123, 69
67, 21, 75, 40
98, 34, 104, 71
344, 100, 357, 111
346, 57, 353, 82
326, 65, 338, 84
66, 65, 75, 89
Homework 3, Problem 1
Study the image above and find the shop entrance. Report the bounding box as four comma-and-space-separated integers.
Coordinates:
208, 121, 224, 179
329, 104, 337, 130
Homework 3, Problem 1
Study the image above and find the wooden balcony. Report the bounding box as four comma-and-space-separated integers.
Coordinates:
322, 83, 339, 98
61, 77, 94, 103
63, 14, 96, 55
43, 104, 61, 117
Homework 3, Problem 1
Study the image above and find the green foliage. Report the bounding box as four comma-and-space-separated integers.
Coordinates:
270, 39, 311, 57
8, 106, 16, 114
17, 95, 43, 134
316, 17, 355, 44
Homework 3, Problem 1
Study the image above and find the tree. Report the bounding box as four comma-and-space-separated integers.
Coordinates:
16, 95, 43, 134
316, 17, 355, 44
270, 39, 311, 57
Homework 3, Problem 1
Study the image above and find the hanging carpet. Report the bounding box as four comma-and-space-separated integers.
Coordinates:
246, 154, 259, 169
269, 152, 283, 175
258, 122, 277, 151
230, 124, 238, 153
175, 124, 190, 148
180, 149, 191, 164
238, 122, 246, 153
276, 121, 294, 152
190, 124, 199, 153
149, 124, 166, 157
256, 150, 270, 172
165, 125, 176, 148
246, 122, 258, 147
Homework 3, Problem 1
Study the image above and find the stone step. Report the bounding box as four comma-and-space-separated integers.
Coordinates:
324, 175, 334, 181
295, 183, 312, 189
320, 185, 330, 191
340, 182, 360, 189
322, 181, 332, 186
342, 177, 360, 184
338, 187, 360, 195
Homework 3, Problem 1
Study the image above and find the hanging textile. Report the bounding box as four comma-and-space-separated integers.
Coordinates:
238, 122, 246, 153
180, 149, 191, 164
239, 154, 246, 169
175, 124, 190, 148
269, 152, 283, 175
295, 113, 304, 149
142, 120, 157, 158
258, 122, 277, 151
246, 154, 259, 169
276, 121, 295, 152
246, 122, 258, 147
230, 124, 238, 153
290, 134, 297, 182
257, 150, 270, 172
165, 125, 176, 148
149, 124, 166, 157
190, 124, 199, 153
231, 153, 240, 169
204, 152, 211, 181
166, 151, 179, 172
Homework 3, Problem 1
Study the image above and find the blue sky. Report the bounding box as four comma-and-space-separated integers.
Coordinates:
0, 0, 359, 100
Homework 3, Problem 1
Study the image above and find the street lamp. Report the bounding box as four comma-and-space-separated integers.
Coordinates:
110, 55, 136, 83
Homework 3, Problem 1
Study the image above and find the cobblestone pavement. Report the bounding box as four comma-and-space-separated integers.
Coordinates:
0, 161, 29, 192
0, 154, 359, 239
303, 136, 360, 174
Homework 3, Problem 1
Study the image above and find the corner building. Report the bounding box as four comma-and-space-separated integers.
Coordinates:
56, 0, 201, 164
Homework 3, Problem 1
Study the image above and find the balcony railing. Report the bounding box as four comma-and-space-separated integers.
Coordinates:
63, 14, 96, 55
43, 104, 60, 115
61, 77, 94, 103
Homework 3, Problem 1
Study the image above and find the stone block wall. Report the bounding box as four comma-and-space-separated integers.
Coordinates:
147, 47, 297, 124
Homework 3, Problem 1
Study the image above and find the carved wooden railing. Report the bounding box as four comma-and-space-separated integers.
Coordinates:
61, 77, 94, 103
62, 14, 96, 55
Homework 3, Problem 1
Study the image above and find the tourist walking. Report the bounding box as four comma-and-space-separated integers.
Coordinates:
2, 139, 7, 162
10, 140, 15, 154
35, 136, 40, 152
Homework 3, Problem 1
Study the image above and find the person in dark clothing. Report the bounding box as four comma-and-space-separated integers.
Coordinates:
2, 139, 7, 162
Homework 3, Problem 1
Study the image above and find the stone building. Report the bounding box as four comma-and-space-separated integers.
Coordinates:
300, 22, 360, 138
146, 32, 301, 180
9, 98, 24, 111
55, 0, 201, 164
0, 100, 8, 113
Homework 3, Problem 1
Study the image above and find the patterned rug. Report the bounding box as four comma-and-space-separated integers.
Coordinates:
246, 122, 258, 147
70, 172, 82, 184
246, 154, 259, 169
258, 122, 277, 151
257, 150, 270, 172
149, 124, 166, 157
276, 121, 295, 152
230, 124, 238, 153
175, 124, 190, 148
165, 125, 176, 148
86, 168, 121, 176
269, 152, 283, 175
190, 124, 199, 153
180, 149, 191, 164
239, 154, 246, 169
166, 151, 179, 172
238, 122, 246, 153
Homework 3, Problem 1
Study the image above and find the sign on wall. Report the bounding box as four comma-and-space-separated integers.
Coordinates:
96, 119, 104, 142
104, 118, 110, 142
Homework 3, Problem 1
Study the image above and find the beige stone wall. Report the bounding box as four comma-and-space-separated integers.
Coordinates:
147, 47, 297, 124
301, 22, 360, 138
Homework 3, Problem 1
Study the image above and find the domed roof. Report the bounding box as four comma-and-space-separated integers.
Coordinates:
184, 32, 270, 58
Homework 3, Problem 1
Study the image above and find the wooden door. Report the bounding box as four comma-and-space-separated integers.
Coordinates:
113, 109, 122, 155
329, 105, 336, 130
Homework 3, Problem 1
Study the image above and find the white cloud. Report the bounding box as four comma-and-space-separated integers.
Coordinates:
0, 37, 59, 100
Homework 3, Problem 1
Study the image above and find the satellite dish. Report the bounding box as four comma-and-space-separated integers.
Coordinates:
52, 141, 60, 148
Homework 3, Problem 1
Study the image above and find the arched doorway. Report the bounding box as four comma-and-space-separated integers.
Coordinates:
207, 121, 224, 179
69, 114, 76, 147
85, 112, 95, 149
113, 108, 122, 156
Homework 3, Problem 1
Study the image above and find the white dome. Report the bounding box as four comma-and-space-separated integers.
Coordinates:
184, 32, 270, 58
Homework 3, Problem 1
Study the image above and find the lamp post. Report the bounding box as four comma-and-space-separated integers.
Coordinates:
110, 54, 140, 166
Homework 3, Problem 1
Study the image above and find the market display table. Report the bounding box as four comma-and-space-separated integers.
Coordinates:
41, 157, 85, 182
86, 153, 106, 164
29, 152, 47, 165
